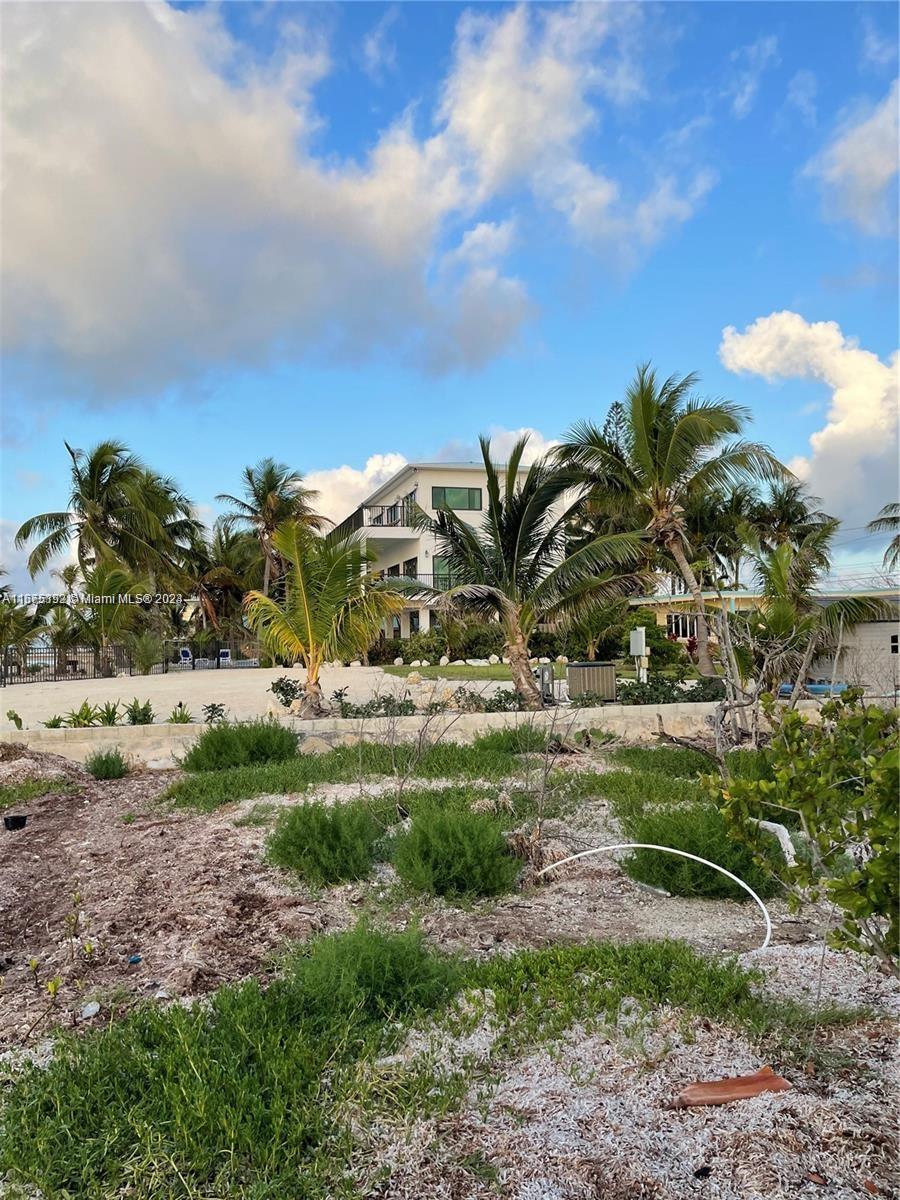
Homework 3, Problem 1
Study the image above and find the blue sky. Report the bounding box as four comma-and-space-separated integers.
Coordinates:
2, 1, 898, 587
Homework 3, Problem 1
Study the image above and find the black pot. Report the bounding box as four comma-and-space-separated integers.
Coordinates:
3, 815, 27, 831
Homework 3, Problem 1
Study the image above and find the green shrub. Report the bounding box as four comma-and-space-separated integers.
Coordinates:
97, 701, 121, 727
268, 675, 304, 708
471, 726, 547, 754
85, 748, 130, 781
287, 923, 460, 1023
334, 692, 416, 718
181, 719, 299, 772
63, 700, 102, 728
393, 809, 519, 898
617, 800, 780, 899
686, 676, 727, 702
267, 802, 380, 886
42, 714, 64, 728
460, 622, 503, 659
569, 689, 613, 708
167, 701, 193, 724
124, 697, 154, 725
718, 692, 899, 970
404, 629, 445, 662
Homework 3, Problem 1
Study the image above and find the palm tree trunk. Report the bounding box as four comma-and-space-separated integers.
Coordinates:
506, 620, 543, 710
262, 550, 272, 598
667, 537, 717, 677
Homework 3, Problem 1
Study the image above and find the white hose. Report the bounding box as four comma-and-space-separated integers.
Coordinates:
535, 842, 772, 951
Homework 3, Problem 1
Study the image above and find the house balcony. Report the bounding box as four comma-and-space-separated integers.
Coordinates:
333, 503, 417, 542
372, 573, 461, 592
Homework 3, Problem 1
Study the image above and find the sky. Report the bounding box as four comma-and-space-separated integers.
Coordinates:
1, 0, 898, 591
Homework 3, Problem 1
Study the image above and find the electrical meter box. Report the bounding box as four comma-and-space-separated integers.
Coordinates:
629, 627, 647, 658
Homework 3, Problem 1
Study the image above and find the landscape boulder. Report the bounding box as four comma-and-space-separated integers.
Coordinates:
393, 656, 404, 666
488, 654, 500, 665
439, 655, 450, 666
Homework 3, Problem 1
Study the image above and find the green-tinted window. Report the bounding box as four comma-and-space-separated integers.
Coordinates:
432, 486, 482, 511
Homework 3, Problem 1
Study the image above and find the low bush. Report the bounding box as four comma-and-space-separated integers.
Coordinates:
393, 809, 520, 898
85, 748, 130, 781
180, 720, 299, 772
124, 698, 154, 725
471, 726, 547, 754
266, 801, 381, 886
97, 701, 121, 727
268, 675, 304, 709
616, 800, 780, 900
569, 690, 611, 708
453, 686, 522, 713
616, 674, 725, 706
167, 702, 193, 724
63, 701, 101, 728
334, 692, 416, 719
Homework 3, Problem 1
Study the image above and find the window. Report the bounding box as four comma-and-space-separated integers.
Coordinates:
892, 634, 898, 655
409, 610, 420, 634
432, 486, 482, 511
402, 557, 418, 580
391, 615, 401, 639
666, 612, 697, 640
433, 555, 452, 588
386, 564, 400, 577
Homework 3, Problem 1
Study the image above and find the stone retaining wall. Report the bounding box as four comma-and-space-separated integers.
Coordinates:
0, 702, 735, 768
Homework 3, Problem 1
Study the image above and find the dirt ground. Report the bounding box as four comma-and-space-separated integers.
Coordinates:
1, 745, 897, 1200
0, 747, 834, 1044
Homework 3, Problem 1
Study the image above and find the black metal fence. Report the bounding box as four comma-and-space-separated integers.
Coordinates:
0, 639, 265, 686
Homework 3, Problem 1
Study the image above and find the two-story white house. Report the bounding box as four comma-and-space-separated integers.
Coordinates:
332, 461, 532, 639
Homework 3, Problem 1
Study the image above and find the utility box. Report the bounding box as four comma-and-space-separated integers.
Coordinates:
532, 663, 556, 704
566, 662, 617, 702
629, 627, 647, 657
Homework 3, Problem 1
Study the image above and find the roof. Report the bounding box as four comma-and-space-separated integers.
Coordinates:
357, 459, 530, 509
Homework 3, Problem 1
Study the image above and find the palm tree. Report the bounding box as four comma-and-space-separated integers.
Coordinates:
15, 441, 198, 578
178, 522, 254, 632
867, 502, 900, 571
63, 560, 146, 676
557, 364, 788, 677
243, 522, 405, 716
750, 481, 835, 555
217, 459, 323, 596
571, 596, 630, 662
407, 435, 646, 709
741, 527, 894, 698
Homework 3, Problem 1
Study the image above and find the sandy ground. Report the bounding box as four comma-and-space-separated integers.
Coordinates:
0, 664, 478, 729
1, 746, 896, 1200
0, 749, 835, 1044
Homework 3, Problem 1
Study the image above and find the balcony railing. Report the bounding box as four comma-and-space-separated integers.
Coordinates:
333, 503, 417, 542
372, 573, 461, 592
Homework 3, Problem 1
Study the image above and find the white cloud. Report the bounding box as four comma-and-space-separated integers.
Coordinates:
726, 36, 779, 119
784, 69, 817, 127
435, 425, 558, 464
362, 7, 399, 82
861, 17, 897, 69
1, 2, 714, 402
804, 80, 899, 235
439, 5, 714, 260
305, 453, 408, 524
720, 311, 899, 528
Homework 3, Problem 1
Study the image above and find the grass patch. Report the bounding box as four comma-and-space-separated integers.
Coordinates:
233, 802, 279, 828
611, 745, 714, 779
85, 747, 130, 780
0, 927, 861, 1199
0, 777, 74, 811
0, 925, 458, 1200
267, 801, 382, 886
393, 809, 520, 899
180, 719, 299, 773
167, 740, 529, 812
383, 663, 565, 681
471, 725, 547, 754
